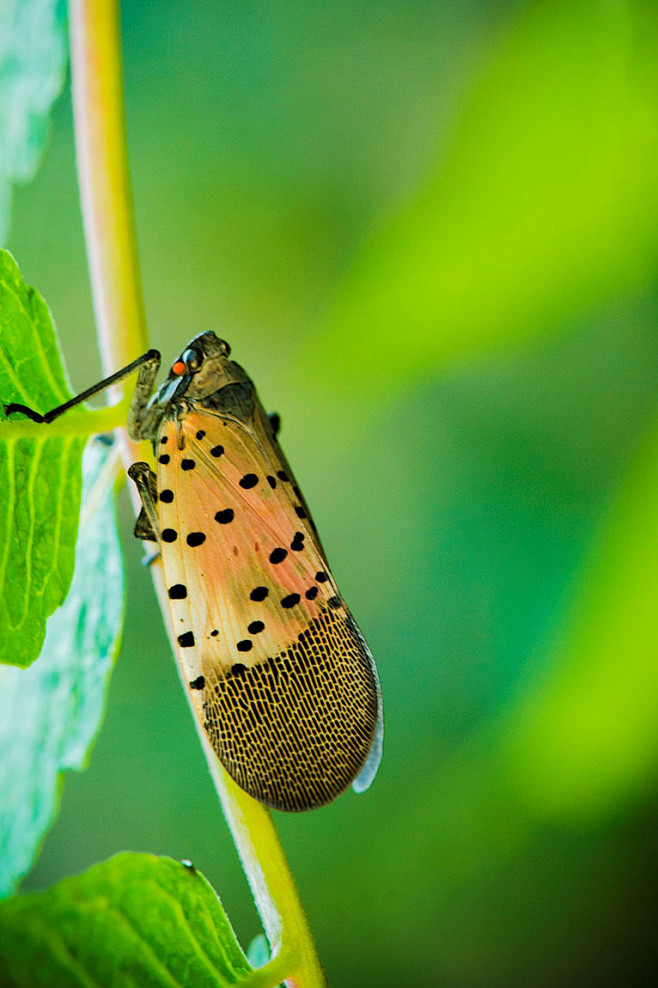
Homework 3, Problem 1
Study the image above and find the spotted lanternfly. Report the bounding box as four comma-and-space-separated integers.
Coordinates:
5, 333, 383, 811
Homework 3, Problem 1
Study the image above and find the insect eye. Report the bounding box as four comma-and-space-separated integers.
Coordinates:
183, 348, 202, 370
172, 348, 203, 375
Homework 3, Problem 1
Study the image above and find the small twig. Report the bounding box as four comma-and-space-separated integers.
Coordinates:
68, 2, 325, 984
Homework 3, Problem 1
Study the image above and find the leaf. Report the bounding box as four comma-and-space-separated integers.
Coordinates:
0, 439, 124, 898
0, 853, 256, 987
0, 248, 85, 668
0, 0, 68, 240
297, 0, 658, 421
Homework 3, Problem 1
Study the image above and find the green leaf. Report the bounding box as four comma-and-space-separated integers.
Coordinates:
0, 853, 256, 987
298, 0, 658, 421
0, 248, 85, 667
0, 439, 124, 898
0, 0, 68, 240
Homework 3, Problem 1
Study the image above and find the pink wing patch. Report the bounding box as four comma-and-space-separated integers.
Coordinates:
155, 413, 338, 676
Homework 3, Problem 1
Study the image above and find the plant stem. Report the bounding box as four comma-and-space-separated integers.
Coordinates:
208, 750, 326, 987
69, 0, 147, 375
68, 2, 325, 985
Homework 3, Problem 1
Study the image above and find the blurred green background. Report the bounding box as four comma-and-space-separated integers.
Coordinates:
7, 0, 658, 984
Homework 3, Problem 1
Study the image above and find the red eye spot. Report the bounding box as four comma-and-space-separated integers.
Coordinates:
172, 360, 186, 375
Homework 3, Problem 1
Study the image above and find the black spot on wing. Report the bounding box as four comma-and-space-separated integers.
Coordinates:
187, 532, 206, 547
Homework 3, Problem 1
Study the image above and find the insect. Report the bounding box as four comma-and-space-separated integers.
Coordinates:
6, 332, 383, 811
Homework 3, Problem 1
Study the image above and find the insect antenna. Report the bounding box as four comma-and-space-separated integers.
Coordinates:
4, 348, 160, 424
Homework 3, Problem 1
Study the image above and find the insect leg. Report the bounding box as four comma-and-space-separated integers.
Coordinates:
126, 351, 162, 439
128, 462, 160, 542
268, 411, 281, 437
4, 349, 160, 425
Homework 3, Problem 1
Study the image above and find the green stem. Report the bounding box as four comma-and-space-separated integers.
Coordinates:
208, 749, 326, 986
68, 2, 325, 985
69, 0, 147, 374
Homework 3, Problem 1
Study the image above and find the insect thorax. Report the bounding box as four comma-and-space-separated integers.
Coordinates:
145, 378, 259, 446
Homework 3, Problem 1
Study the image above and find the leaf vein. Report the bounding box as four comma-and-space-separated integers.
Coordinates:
0, 439, 16, 607
15, 437, 44, 629
0, 276, 69, 403
155, 884, 240, 982
39, 436, 77, 602
0, 343, 35, 407
89, 903, 186, 988
10, 915, 105, 988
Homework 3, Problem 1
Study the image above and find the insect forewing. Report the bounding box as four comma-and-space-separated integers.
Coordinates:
154, 406, 380, 811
